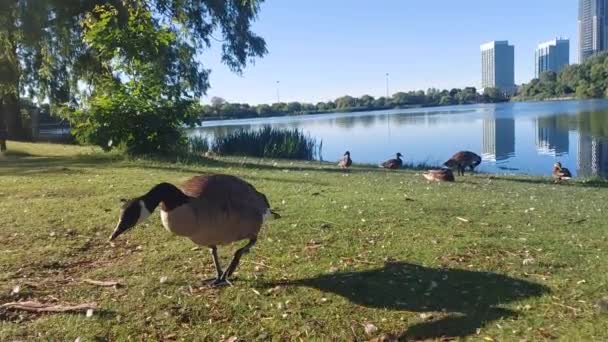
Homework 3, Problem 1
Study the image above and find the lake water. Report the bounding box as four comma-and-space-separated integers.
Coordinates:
192, 100, 608, 177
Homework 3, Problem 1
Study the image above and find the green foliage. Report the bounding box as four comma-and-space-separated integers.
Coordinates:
198, 87, 508, 120
2, 0, 267, 154
517, 52, 608, 101
212, 126, 319, 160
187, 136, 211, 155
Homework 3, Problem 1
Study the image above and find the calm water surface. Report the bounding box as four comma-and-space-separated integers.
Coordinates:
192, 100, 608, 177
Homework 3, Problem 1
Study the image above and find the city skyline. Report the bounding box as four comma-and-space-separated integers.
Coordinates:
201, 1, 577, 105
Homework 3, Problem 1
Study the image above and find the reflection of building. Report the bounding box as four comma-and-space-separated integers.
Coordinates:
535, 118, 569, 156
535, 39, 570, 78
577, 133, 608, 177
579, 0, 608, 62
482, 117, 515, 161
481, 41, 515, 94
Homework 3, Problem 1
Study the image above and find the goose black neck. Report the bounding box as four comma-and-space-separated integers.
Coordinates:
142, 182, 190, 212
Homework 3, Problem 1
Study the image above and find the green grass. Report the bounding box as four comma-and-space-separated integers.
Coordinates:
1, 141, 608, 341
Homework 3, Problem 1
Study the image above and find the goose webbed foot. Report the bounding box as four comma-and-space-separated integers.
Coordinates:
208, 277, 232, 288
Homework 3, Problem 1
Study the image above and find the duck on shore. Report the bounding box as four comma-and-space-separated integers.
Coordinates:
380, 153, 403, 169
338, 151, 352, 169
423, 168, 455, 182
109, 174, 279, 287
552, 162, 572, 183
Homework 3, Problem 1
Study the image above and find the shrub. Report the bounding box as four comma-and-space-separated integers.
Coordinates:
212, 126, 320, 160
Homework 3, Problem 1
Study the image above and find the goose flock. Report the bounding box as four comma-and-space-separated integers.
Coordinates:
109, 150, 571, 287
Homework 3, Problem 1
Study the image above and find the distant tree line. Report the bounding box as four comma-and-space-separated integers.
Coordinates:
198, 87, 508, 120
515, 52, 608, 101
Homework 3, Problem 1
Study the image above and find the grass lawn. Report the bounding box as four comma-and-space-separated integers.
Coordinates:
1, 141, 608, 341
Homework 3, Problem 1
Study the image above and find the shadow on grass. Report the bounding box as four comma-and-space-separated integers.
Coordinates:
267, 262, 549, 340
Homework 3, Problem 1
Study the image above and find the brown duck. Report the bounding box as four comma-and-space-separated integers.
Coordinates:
380, 153, 403, 169
109, 174, 279, 287
423, 168, 455, 182
552, 162, 572, 183
443, 151, 482, 176
338, 151, 352, 169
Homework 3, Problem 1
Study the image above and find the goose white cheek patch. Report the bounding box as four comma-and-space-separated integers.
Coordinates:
137, 200, 152, 223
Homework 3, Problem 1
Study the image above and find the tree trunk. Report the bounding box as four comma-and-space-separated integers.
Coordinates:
1, 3, 24, 141
4, 93, 22, 140
0, 100, 7, 152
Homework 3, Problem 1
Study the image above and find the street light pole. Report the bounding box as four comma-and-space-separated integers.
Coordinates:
385, 73, 390, 99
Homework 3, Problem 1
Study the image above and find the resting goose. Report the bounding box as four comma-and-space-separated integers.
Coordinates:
338, 151, 352, 169
380, 153, 403, 169
423, 168, 455, 182
109, 174, 279, 287
552, 162, 572, 183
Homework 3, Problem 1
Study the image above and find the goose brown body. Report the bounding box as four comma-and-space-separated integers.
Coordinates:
162, 175, 269, 247
444, 151, 482, 176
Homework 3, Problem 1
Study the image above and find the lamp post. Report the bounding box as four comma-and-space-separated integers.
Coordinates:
385, 73, 390, 99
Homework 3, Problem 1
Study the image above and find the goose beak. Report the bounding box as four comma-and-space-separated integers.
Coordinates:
109, 221, 128, 241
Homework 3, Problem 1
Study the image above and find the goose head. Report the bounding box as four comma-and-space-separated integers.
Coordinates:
110, 198, 153, 241
396, 152, 403, 158
109, 182, 187, 241
344, 151, 350, 156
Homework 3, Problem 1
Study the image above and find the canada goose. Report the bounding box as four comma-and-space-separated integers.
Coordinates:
109, 174, 279, 287
444, 151, 482, 176
380, 153, 403, 169
338, 151, 352, 169
423, 168, 455, 182
552, 162, 572, 183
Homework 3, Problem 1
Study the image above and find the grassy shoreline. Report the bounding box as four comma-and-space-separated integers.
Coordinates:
2, 142, 608, 341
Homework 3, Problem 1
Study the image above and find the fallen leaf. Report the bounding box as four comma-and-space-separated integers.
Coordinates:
363, 322, 378, 335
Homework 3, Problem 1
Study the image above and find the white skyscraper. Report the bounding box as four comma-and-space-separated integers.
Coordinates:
481, 41, 515, 94
535, 39, 570, 78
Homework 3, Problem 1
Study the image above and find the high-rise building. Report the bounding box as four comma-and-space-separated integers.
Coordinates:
579, 0, 608, 62
481, 41, 515, 94
535, 39, 570, 78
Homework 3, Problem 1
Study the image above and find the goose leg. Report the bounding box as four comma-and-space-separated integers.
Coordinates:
220, 238, 257, 281
210, 246, 223, 278
208, 246, 227, 287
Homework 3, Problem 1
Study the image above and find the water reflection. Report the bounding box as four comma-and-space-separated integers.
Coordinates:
193, 100, 608, 177
535, 117, 569, 156
482, 117, 515, 162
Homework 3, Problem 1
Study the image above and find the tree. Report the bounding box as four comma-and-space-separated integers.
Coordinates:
286, 102, 302, 113
1, 0, 266, 154
211, 97, 227, 108
335, 96, 356, 109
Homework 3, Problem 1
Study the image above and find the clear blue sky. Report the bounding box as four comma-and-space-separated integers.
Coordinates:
202, 0, 577, 105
